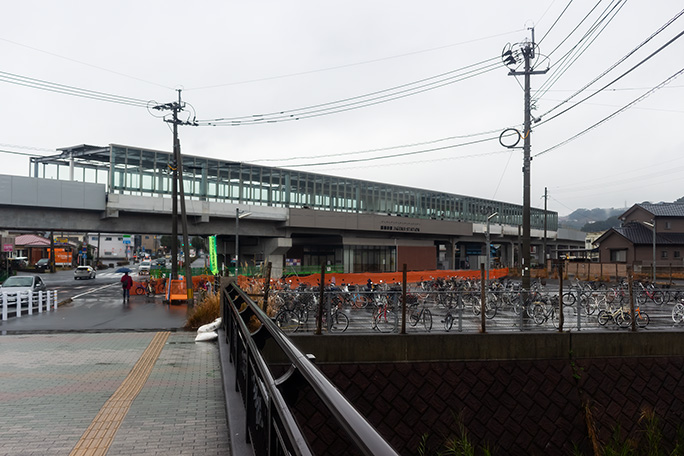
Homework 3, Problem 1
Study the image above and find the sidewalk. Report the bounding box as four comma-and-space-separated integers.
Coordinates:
0, 331, 231, 455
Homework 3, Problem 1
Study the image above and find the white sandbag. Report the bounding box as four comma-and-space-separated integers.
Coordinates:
195, 331, 218, 342
197, 317, 222, 333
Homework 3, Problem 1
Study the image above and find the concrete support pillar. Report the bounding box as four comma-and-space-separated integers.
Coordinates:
446, 240, 455, 270
261, 238, 293, 278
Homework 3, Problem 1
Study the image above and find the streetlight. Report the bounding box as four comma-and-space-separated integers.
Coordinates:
643, 220, 656, 283
486, 212, 499, 283
235, 209, 252, 277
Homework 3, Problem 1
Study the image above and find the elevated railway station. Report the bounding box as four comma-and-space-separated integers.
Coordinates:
0, 143, 587, 277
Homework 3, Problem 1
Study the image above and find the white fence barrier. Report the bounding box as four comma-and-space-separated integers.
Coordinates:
2, 290, 58, 321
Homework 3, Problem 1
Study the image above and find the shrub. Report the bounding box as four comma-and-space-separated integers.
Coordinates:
184, 290, 220, 330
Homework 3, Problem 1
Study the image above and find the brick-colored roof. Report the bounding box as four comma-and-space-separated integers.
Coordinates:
14, 234, 50, 247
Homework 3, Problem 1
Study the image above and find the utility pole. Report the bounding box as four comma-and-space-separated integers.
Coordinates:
543, 187, 548, 269
153, 90, 197, 307
502, 28, 548, 291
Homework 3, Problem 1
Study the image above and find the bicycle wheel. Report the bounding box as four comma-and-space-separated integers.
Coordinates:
422, 308, 433, 331
617, 312, 631, 328
562, 292, 576, 306
584, 295, 600, 316
135, 286, 145, 295
652, 290, 664, 306
635, 311, 650, 328
636, 291, 647, 305
329, 311, 349, 332
672, 302, 684, 323
597, 310, 611, 326
532, 303, 546, 325
484, 302, 497, 320
551, 308, 561, 329
408, 307, 420, 327
374, 309, 396, 333
443, 313, 453, 331
274, 310, 300, 333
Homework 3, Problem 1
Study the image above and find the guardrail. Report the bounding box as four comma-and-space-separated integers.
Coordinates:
2, 290, 58, 321
221, 280, 399, 456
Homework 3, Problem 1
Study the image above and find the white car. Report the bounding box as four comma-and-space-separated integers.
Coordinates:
0, 275, 48, 304
74, 266, 96, 280
138, 260, 152, 275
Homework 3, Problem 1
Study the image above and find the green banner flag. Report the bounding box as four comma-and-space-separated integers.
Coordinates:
209, 235, 219, 275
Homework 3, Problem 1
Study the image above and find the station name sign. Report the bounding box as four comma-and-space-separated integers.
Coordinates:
379, 220, 421, 233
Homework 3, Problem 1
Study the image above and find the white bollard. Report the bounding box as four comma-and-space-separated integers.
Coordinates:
1, 293, 6, 321
38, 290, 43, 313
53, 290, 58, 310
16, 292, 22, 318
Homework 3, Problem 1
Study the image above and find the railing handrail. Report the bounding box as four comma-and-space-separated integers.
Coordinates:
1, 289, 58, 320
223, 281, 399, 456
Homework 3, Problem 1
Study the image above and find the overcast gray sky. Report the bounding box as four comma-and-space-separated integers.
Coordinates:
2, 1, 683, 217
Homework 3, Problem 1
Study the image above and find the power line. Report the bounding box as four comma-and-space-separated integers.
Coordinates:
185, 29, 523, 91
0, 37, 174, 90
276, 149, 513, 172
263, 134, 500, 168
196, 58, 501, 125
538, 0, 574, 46
535, 7, 684, 119
534, 0, 628, 100
250, 126, 511, 163
0, 70, 151, 107
535, 27, 684, 129
0, 148, 45, 157
535, 64, 684, 157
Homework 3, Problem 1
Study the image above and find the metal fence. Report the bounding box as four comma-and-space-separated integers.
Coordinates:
1, 290, 59, 321
265, 279, 684, 334
221, 280, 399, 456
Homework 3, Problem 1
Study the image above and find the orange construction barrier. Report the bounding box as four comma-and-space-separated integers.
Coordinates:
166, 279, 188, 302
240, 268, 509, 290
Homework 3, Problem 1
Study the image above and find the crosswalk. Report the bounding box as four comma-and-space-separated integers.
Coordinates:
96, 272, 126, 278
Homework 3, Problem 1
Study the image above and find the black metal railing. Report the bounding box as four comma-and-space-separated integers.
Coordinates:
221, 280, 399, 456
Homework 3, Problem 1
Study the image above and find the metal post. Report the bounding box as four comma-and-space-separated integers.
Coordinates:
315, 265, 325, 335
235, 208, 239, 277
652, 220, 656, 284
628, 266, 636, 332
486, 212, 498, 283
480, 263, 486, 333
262, 262, 272, 312
400, 264, 407, 334
558, 260, 564, 332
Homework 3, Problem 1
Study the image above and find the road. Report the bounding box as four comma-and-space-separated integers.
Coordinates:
0, 260, 207, 333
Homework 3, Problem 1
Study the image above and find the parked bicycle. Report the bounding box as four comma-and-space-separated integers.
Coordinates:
371, 294, 397, 333
407, 301, 432, 331
597, 306, 631, 328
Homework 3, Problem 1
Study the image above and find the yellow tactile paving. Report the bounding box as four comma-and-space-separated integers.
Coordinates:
69, 332, 170, 456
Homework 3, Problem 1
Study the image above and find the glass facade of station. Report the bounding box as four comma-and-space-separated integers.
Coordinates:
30, 143, 558, 230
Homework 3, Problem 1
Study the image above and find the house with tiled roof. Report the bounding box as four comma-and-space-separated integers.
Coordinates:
594, 203, 684, 267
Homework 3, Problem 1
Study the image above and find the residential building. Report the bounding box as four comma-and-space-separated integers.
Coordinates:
594, 203, 684, 268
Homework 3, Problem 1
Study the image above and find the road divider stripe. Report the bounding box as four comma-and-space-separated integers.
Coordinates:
69, 331, 170, 456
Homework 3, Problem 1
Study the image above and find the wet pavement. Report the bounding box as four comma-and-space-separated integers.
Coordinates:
0, 331, 231, 456
0, 273, 234, 455
0, 283, 189, 334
